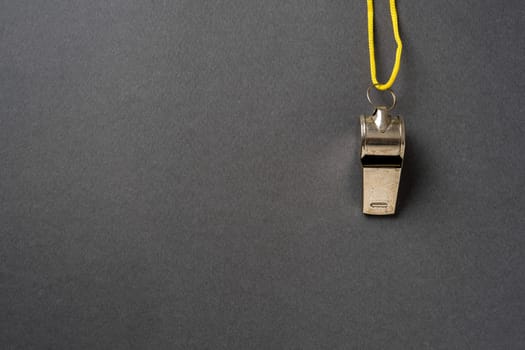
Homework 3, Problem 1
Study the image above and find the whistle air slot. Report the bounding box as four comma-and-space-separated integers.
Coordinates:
361, 155, 402, 167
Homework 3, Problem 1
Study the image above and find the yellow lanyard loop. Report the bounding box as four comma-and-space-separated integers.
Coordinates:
367, 0, 403, 91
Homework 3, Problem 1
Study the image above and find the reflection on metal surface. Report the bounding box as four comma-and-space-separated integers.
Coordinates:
360, 107, 405, 215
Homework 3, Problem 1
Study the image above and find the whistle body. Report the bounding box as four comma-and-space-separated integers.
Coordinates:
360, 108, 405, 215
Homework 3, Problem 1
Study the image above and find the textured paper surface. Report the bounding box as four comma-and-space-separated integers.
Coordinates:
1, 1, 525, 348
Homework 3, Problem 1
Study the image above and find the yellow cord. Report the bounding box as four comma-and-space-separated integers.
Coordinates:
367, 0, 403, 91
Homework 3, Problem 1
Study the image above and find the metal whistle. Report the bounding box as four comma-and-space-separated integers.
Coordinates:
360, 100, 405, 215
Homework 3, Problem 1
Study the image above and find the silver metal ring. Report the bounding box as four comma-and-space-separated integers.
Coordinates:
366, 85, 396, 111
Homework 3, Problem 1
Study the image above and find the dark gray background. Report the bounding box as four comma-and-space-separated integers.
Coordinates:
1, 0, 524, 349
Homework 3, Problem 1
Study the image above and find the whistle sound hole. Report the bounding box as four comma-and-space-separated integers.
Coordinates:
370, 202, 388, 208
361, 155, 402, 167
